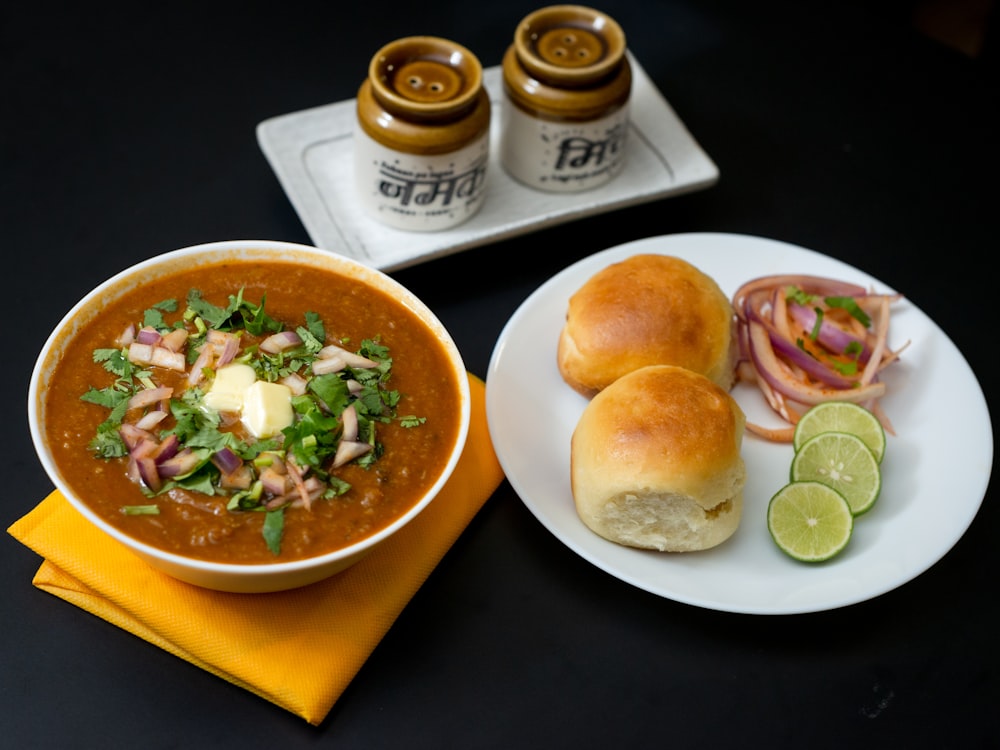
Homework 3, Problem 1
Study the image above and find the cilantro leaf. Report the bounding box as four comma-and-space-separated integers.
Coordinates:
142, 299, 178, 330
786, 286, 815, 306
304, 311, 325, 342
94, 348, 138, 380
296, 324, 325, 355
81, 385, 130, 410
240, 293, 283, 336
89, 421, 128, 458
825, 296, 872, 327
263, 509, 284, 555
186, 288, 235, 329
283, 404, 340, 469
308, 373, 350, 415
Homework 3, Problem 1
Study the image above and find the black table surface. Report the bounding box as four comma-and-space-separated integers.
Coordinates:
4, 1, 997, 746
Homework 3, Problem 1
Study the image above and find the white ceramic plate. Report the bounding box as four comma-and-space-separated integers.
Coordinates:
485, 233, 993, 614
256, 55, 718, 272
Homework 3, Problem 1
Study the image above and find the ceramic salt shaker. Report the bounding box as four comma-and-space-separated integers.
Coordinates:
354, 36, 491, 231
500, 4, 631, 192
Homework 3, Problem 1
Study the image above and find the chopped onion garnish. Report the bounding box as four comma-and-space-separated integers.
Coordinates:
341, 404, 359, 443
211, 446, 243, 475
157, 449, 202, 478
118, 323, 136, 347
332, 440, 372, 469
280, 372, 309, 395
159, 328, 189, 352
150, 346, 186, 371
317, 344, 378, 369
127, 386, 173, 411
136, 327, 162, 346
127, 342, 154, 365
311, 354, 346, 375
260, 330, 302, 354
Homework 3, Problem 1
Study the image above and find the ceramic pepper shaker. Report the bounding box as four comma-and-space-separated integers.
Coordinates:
500, 4, 631, 192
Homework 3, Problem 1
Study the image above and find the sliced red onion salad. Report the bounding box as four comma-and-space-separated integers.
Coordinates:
732, 274, 909, 442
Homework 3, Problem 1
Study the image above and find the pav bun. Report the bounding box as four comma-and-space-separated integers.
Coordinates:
570, 364, 746, 552
557, 254, 736, 398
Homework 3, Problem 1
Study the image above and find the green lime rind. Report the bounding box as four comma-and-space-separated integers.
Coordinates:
793, 401, 886, 464
790, 431, 882, 517
767, 481, 854, 562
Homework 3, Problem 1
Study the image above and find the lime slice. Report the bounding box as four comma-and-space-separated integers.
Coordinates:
767, 481, 854, 562
793, 401, 886, 463
790, 432, 882, 516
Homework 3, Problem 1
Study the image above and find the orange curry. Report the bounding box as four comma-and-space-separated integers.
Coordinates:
42, 260, 463, 564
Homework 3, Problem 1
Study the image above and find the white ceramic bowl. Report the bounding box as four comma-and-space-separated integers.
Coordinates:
28, 240, 470, 593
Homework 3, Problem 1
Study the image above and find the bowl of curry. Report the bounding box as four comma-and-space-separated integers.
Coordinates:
28, 240, 471, 593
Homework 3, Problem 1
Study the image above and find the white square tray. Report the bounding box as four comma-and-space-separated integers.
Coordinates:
256, 54, 719, 271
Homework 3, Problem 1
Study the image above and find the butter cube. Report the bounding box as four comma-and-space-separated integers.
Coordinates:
203, 363, 257, 412
242, 380, 294, 437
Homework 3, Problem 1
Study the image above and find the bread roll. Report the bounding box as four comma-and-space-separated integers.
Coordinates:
570, 365, 746, 552
557, 254, 736, 398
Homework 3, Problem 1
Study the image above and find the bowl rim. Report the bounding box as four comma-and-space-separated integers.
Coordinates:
28, 239, 471, 577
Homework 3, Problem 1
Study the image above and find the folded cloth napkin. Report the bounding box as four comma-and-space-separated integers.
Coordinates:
8, 373, 503, 726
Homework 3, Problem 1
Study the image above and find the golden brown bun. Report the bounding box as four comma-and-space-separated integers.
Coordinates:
570, 365, 746, 552
557, 254, 736, 398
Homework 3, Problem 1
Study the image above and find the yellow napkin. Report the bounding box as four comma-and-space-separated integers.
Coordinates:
8, 373, 503, 726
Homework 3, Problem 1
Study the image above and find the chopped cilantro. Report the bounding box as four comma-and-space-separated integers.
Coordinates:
829, 359, 860, 376
142, 298, 179, 330
304, 311, 325, 342
186, 288, 236, 329
786, 287, 814, 306
262, 509, 285, 555
283, 406, 341, 470
89, 421, 128, 458
308, 373, 350, 415
81, 385, 130, 410
809, 307, 824, 339
825, 295, 872, 327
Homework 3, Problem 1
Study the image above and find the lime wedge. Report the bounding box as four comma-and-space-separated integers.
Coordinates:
767, 481, 854, 562
793, 401, 886, 463
790, 431, 882, 516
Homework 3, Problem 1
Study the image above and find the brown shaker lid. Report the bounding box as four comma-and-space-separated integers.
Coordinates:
513, 5, 626, 87
368, 36, 483, 120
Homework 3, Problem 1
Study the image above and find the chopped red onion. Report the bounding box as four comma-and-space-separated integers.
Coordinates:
136, 327, 162, 346
157, 449, 202, 478
341, 404, 359, 443
317, 344, 378, 368
211, 446, 243, 475
260, 330, 302, 354
332, 440, 372, 468
127, 386, 173, 411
